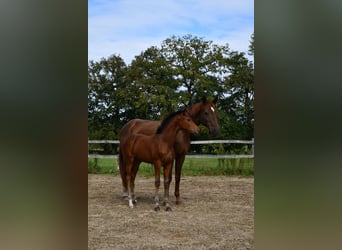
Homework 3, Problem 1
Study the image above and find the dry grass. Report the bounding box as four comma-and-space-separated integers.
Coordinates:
88, 174, 254, 249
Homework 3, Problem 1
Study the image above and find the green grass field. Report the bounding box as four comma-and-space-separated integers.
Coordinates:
88, 157, 254, 176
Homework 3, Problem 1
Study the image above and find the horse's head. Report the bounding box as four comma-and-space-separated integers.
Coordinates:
190, 96, 220, 136
178, 111, 200, 135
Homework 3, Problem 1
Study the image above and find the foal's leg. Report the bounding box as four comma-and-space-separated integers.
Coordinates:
174, 154, 186, 205
154, 162, 161, 211
131, 160, 140, 204
118, 150, 128, 197
125, 159, 134, 208
163, 162, 173, 211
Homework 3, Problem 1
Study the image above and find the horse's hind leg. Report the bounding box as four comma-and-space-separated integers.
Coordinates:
174, 154, 186, 205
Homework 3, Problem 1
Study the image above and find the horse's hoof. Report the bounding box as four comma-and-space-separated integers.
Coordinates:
154, 206, 160, 211
121, 192, 128, 198
133, 199, 137, 205
175, 200, 181, 205
165, 207, 172, 212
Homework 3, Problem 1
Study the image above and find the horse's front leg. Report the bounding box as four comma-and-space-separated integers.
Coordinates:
154, 162, 161, 211
163, 162, 173, 211
174, 154, 186, 205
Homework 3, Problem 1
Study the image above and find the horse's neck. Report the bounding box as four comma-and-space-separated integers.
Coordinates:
187, 103, 201, 125
157, 120, 182, 145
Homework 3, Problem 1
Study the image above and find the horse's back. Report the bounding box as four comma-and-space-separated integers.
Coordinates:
120, 119, 161, 138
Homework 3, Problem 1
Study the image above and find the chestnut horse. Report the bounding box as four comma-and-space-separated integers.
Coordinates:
119, 110, 199, 211
119, 97, 219, 204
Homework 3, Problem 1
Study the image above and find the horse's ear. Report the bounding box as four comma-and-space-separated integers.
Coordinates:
213, 96, 218, 104
201, 96, 207, 103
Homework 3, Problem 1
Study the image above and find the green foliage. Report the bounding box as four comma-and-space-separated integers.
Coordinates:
88, 158, 100, 173
88, 54, 128, 140
88, 157, 253, 176
88, 34, 254, 153
217, 158, 254, 176
160, 34, 229, 104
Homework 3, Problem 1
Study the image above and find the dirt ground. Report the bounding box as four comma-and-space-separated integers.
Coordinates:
88, 174, 254, 250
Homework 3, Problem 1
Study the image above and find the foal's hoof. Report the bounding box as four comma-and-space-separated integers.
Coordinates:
165, 207, 172, 212
133, 199, 137, 205
154, 206, 160, 211
128, 200, 134, 208
121, 192, 128, 198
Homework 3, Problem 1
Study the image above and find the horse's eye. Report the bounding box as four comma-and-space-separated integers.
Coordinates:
204, 112, 209, 115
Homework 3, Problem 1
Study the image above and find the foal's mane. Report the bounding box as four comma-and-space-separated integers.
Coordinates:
156, 110, 185, 134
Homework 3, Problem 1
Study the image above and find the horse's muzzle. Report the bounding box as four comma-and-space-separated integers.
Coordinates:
210, 127, 220, 137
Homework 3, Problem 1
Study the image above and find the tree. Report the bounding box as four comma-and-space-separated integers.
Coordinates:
88, 54, 127, 142
160, 34, 229, 104
87, 33, 255, 146
122, 35, 232, 120
220, 51, 254, 139
122, 46, 179, 121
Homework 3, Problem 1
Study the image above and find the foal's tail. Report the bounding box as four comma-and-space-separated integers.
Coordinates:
118, 145, 128, 193
118, 119, 139, 196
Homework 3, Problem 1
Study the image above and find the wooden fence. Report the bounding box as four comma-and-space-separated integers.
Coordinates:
88, 139, 254, 159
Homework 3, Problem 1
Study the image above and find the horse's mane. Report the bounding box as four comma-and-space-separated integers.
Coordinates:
156, 110, 185, 134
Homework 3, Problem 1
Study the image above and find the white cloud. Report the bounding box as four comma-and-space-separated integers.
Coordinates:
88, 0, 254, 63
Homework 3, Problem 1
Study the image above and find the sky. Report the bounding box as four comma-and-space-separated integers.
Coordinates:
88, 0, 254, 64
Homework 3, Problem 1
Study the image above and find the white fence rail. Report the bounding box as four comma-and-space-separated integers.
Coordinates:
88, 139, 254, 159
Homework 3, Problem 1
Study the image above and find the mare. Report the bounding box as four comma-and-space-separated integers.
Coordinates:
119, 110, 199, 211
119, 97, 220, 205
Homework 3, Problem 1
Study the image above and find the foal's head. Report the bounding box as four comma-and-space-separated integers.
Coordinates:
157, 110, 200, 135
177, 111, 200, 134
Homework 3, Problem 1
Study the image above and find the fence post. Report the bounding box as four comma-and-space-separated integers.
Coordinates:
251, 138, 254, 156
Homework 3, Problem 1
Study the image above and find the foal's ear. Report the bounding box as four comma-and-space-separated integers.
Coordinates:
182, 109, 191, 117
